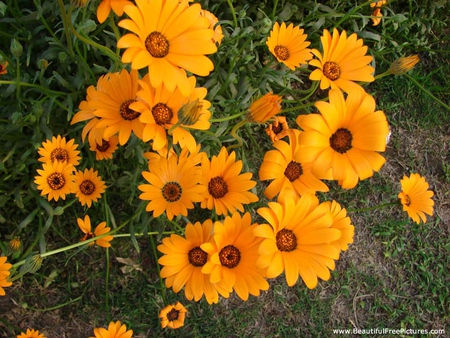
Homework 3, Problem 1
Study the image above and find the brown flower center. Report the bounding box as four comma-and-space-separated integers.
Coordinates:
120, 99, 140, 121
208, 177, 228, 199
96, 139, 110, 152
50, 148, 69, 163
272, 123, 283, 134
219, 245, 241, 268
81, 232, 94, 242
79, 180, 95, 195
162, 182, 182, 202
188, 247, 208, 267
167, 308, 179, 322
47, 173, 65, 190
276, 229, 297, 252
152, 103, 173, 125
330, 128, 353, 154
404, 194, 411, 206
145, 31, 170, 58
284, 161, 303, 182
274, 45, 290, 61
323, 61, 341, 81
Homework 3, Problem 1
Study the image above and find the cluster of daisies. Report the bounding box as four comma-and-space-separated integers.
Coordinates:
1, 0, 435, 334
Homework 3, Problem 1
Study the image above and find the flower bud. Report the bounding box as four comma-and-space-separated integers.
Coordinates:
388, 55, 420, 75
10, 38, 23, 58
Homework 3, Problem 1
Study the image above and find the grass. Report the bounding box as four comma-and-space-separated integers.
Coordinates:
1, 0, 450, 337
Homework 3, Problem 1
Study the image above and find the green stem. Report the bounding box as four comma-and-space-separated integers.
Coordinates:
226, 0, 238, 27
281, 101, 316, 114
271, 0, 279, 20
227, 119, 248, 151
15, 56, 20, 101
347, 201, 398, 213
105, 247, 110, 322
0, 80, 70, 96
405, 73, 450, 112
56, 0, 74, 56
210, 111, 246, 123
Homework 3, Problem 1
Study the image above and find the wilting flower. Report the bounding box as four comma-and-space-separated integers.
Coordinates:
5, 238, 22, 256
247, 92, 282, 123
77, 215, 113, 248
16, 329, 47, 338
138, 152, 205, 220
201, 212, 269, 301
158, 220, 220, 304
371, 7, 382, 26
255, 195, 342, 288
201, 9, 224, 46
0, 60, 8, 75
265, 116, 290, 142
117, 0, 217, 96
266, 22, 312, 70
89, 135, 119, 161
370, 0, 387, 7
159, 302, 187, 329
138, 75, 211, 152
37, 135, 81, 166
74, 168, 106, 207
309, 28, 375, 93
34, 162, 76, 201
296, 89, 390, 189
398, 173, 434, 224
0, 256, 12, 296
96, 0, 133, 23
259, 130, 329, 199
90, 320, 133, 338
388, 55, 420, 75
201, 147, 258, 216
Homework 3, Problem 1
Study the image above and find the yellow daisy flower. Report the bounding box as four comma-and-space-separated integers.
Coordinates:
77, 215, 113, 248
159, 302, 187, 329
138, 74, 211, 152
200, 9, 224, 46
96, 0, 133, 24
259, 130, 329, 199
265, 116, 290, 143
201, 147, 258, 216
117, 0, 217, 96
0, 256, 12, 296
34, 162, 76, 201
247, 92, 282, 123
16, 329, 47, 338
90, 320, 133, 338
138, 152, 205, 220
266, 22, 312, 70
158, 219, 220, 304
398, 173, 434, 224
309, 28, 375, 93
74, 168, 106, 207
37, 135, 81, 166
296, 89, 390, 189
89, 135, 119, 161
87, 69, 147, 146
255, 195, 341, 288
201, 212, 269, 301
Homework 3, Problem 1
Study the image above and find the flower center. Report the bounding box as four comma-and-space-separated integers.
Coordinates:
284, 161, 303, 182
47, 173, 65, 190
96, 139, 110, 152
272, 123, 283, 135
330, 128, 353, 154
145, 31, 170, 58
81, 232, 94, 242
50, 148, 69, 163
219, 245, 241, 268
274, 45, 290, 61
162, 182, 182, 202
80, 180, 95, 195
208, 177, 228, 199
167, 308, 179, 322
276, 229, 297, 252
404, 194, 411, 206
120, 99, 140, 121
323, 61, 341, 81
188, 247, 208, 267
152, 103, 173, 126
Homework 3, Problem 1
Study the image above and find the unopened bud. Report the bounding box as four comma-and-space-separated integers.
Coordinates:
10, 38, 23, 58
178, 99, 203, 126
388, 55, 420, 75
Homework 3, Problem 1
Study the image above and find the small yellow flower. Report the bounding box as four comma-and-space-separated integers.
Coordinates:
16, 328, 47, 338
371, 7, 382, 26
265, 116, 290, 142
398, 173, 434, 224
159, 302, 187, 329
388, 55, 420, 75
247, 92, 282, 123
77, 215, 113, 248
90, 320, 133, 338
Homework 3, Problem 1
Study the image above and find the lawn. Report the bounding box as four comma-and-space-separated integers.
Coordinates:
0, 0, 449, 337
